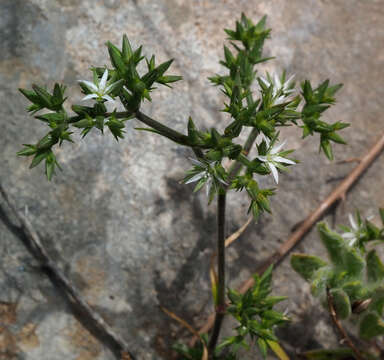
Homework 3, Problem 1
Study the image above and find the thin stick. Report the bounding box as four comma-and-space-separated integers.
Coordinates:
195, 132, 384, 340
207, 192, 227, 356
326, 287, 364, 360
160, 306, 208, 360
210, 216, 253, 281
0, 184, 135, 360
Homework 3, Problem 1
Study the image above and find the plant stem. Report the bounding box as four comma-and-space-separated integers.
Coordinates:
326, 287, 364, 360
208, 191, 227, 357
68, 110, 192, 146
135, 110, 191, 145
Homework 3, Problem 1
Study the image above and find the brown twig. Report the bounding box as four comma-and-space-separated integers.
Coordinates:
160, 306, 208, 360
326, 287, 364, 360
0, 184, 135, 360
336, 157, 361, 164
209, 216, 253, 282
194, 132, 384, 340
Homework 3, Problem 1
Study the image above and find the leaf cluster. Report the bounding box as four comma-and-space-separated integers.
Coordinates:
182, 13, 347, 220
17, 84, 71, 180
216, 266, 289, 358
17, 13, 349, 226
18, 36, 181, 180
106, 35, 181, 111
291, 210, 384, 340
300, 80, 349, 160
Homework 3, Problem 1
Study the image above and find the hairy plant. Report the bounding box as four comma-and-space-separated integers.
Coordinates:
292, 210, 384, 359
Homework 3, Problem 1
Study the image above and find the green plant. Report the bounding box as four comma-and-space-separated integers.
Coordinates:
17, 13, 348, 359
291, 210, 384, 358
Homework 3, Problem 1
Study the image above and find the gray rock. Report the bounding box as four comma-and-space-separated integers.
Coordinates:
1, 0, 383, 359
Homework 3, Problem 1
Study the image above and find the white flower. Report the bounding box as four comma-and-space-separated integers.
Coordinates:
184, 158, 228, 198
256, 135, 295, 184
341, 213, 363, 246
78, 69, 118, 103
259, 72, 295, 105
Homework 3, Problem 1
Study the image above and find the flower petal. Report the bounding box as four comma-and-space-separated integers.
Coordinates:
102, 95, 115, 102
99, 69, 108, 91
342, 232, 355, 240
78, 80, 98, 92
273, 156, 295, 165
259, 76, 270, 88
185, 172, 205, 184
189, 158, 205, 167
105, 81, 119, 94
271, 140, 286, 154
81, 94, 98, 101
274, 73, 282, 90
285, 74, 295, 87
274, 96, 286, 105
206, 177, 212, 197
348, 213, 358, 231
269, 163, 279, 184
256, 155, 268, 162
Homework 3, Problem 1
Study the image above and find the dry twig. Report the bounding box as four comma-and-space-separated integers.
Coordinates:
209, 216, 253, 288
160, 306, 208, 360
0, 184, 135, 360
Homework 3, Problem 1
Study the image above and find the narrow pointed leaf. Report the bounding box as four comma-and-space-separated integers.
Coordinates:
291, 254, 328, 281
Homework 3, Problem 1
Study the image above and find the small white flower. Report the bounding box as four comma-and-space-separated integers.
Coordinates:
259, 72, 295, 105
78, 69, 118, 103
256, 135, 295, 184
342, 213, 364, 246
184, 158, 227, 198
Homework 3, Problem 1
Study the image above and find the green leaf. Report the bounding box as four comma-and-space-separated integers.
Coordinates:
216, 336, 237, 352
317, 222, 344, 265
330, 288, 351, 319
367, 250, 384, 282
257, 338, 268, 358
259, 265, 273, 295
370, 286, 384, 316
156, 75, 182, 87
327, 132, 346, 145
227, 288, 241, 304
17, 144, 37, 157
267, 340, 290, 360
73, 117, 94, 129
30, 150, 49, 169
32, 84, 53, 109
45, 151, 57, 181
107, 41, 126, 77
19, 88, 40, 104
122, 34, 133, 62
35, 112, 66, 123
341, 281, 366, 303
291, 254, 328, 281
343, 247, 364, 277
379, 208, 384, 225
320, 137, 333, 160
310, 267, 330, 296
360, 312, 384, 339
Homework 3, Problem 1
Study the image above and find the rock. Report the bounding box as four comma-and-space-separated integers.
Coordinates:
0, 0, 383, 359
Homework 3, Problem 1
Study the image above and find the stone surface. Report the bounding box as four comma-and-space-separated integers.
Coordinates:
0, 0, 383, 359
